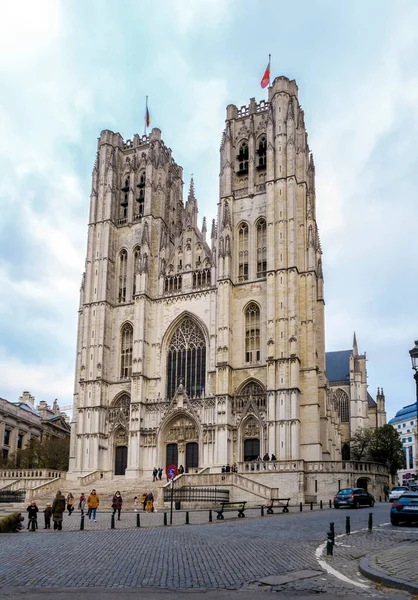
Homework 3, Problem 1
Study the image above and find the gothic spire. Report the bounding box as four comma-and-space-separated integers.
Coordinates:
353, 332, 358, 357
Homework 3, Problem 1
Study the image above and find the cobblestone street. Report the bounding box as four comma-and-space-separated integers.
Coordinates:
0, 503, 417, 598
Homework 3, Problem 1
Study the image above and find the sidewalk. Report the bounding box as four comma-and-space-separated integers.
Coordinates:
359, 540, 418, 594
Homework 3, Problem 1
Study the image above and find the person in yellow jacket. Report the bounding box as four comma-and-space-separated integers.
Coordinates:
87, 489, 100, 521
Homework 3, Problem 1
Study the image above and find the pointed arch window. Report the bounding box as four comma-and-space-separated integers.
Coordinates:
166, 318, 206, 399
120, 176, 129, 221
256, 218, 267, 278
118, 250, 128, 303
257, 136, 267, 168
237, 141, 249, 174
245, 303, 260, 363
133, 246, 141, 296
335, 389, 350, 423
135, 170, 145, 221
120, 323, 133, 379
238, 223, 249, 282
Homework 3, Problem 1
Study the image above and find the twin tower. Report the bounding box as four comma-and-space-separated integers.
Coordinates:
69, 77, 335, 479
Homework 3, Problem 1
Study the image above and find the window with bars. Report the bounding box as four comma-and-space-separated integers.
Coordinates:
237, 141, 249, 174
245, 303, 260, 363
257, 136, 267, 168
133, 246, 141, 296
192, 268, 211, 289
256, 219, 267, 278
238, 223, 249, 281
120, 323, 133, 379
166, 318, 206, 399
335, 389, 350, 423
118, 250, 128, 303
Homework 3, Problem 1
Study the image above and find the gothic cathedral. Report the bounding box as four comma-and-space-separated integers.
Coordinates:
68, 77, 382, 480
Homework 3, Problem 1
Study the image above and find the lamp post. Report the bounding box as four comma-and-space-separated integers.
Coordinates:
408, 341, 418, 484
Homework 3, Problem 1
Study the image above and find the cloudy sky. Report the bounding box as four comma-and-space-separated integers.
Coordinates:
0, 0, 417, 420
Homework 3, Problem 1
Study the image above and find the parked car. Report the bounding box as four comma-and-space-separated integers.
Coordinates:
390, 492, 418, 525
388, 486, 409, 502
408, 484, 418, 492
334, 488, 375, 509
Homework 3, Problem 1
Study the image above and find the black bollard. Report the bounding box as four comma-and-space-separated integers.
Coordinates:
209, 509, 212, 523
310, 502, 313, 511
379, 496, 382, 503
326, 530, 333, 556
111, 513, 115, 529
345, 515, 350, 535
136, 513, 140, 528
329, 499, 332, 509
368, 512, 373, 533
185, 511, 190, 525
330, 521, 335, 545
300, 502, 303, 512
320, 500, 323, 510
164, 512, 167, 526
261, 505, 264, 517
80, 514, 84, 531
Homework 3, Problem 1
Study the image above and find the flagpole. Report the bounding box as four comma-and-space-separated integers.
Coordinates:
144, 96, 148, 136
268, 54, 271, 90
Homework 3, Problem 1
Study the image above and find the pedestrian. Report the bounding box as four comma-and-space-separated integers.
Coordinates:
112, 491, 123, 520
225, 464, 231, 473
383, 483, 390, 502
87, 489, 100, 521
158, 467, 163, 481
178, 465, 184, 475
263, 453, 270, 461
152, 467, 158, 482
271, 453, 277, 461
134, 496, 139, 512
145, 491, 154, 512
79, 492, 86, 515
26, 500, 39, 530
66, 492, 75, 515
43, 503, 52, 529
141, 492, 147, 511
51, 490, 66, 531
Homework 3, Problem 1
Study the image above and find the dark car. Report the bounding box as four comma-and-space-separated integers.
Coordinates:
390, 491, 418, 525
334, 488, 375, 509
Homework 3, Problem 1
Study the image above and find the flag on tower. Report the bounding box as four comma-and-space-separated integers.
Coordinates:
145, 96, 150, 129
260, 56, 271, 89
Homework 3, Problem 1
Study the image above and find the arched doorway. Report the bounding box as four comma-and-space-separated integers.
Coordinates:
342, 443, 350, 461
115, 446, 128, 475
357, 477, 369, 491
244, 438, 260, 461
166, 443, 178, 467
186, 442, 198, 472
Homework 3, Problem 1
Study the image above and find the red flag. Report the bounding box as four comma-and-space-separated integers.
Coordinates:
260, 58, 270, 89
145, 105, 150, 128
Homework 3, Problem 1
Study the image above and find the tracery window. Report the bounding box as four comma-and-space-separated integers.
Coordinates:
120, 176, 129, 222
245, 303, 260, 363
135, 170, 145, 221
165, 274, 182, 293
238, 223, 249, 282
256, 219, 267, 278
257, 136, 267, 168
132, 246, 141, 296
237, 141, 249, 174
193, 268, 211, 289
335, 389, 350, 423
118, 250, 128, 303
108, 394, 130, 425
241, 381, 264, 396
166, 318, 206, 399
120, 323, 133, 379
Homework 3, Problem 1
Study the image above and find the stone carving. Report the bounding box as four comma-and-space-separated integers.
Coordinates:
165, 417, 198, 443
243, 418, 260, 439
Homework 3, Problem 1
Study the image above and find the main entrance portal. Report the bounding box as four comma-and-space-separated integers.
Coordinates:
115, 446, 128, 475
166, 443, 178, 467
244, 438, 260, 462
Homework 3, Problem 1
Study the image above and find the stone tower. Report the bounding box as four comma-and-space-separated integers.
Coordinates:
217, 76, 327, 462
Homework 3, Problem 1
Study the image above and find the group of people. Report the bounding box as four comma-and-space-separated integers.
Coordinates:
221, 463, 238, 474
152, 467, 163, 482
134, 492, 155, 512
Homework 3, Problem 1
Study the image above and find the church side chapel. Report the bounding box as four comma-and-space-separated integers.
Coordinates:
68, 77, 386, 498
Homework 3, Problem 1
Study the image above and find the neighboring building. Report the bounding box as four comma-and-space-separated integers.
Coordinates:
0, 391, 70, 463
389, 403, 417, 485
326, 334, 386, 460
68, 76, 388, 487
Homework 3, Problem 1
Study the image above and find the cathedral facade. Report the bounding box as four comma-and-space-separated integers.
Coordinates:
68, 77, 381, 480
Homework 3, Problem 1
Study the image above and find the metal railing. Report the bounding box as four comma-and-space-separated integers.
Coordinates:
163, 486, 229, 503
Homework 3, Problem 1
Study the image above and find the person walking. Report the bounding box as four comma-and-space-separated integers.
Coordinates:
141, 492, 147, 511
152, 467, 158, 482
43, 503, 52, 529
158, 467, 163, 481
66, 492, 75, 515
87, 489, 100, 521
26, 500, 39, 530
112, 491, 123, 521
145, 491, 154, 512
51, 490, 66, 531
383, 483, 390, 502
79, 493, 86, 515
134, 496, 139, 512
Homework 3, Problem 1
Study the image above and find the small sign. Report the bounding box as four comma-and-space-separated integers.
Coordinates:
166, 464, 178, 480
404, 473, 411, 479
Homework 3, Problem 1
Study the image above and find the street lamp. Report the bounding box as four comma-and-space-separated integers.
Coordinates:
408, 341, 418, 484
